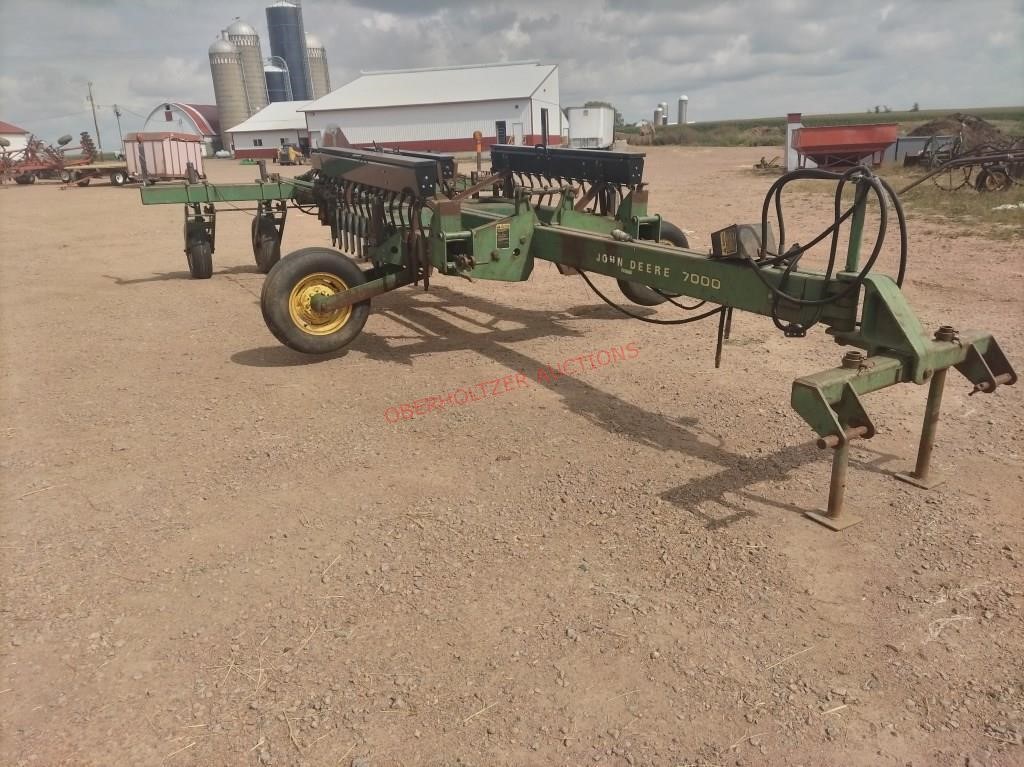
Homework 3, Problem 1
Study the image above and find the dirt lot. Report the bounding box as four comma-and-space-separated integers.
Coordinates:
1, 147, 1022, 767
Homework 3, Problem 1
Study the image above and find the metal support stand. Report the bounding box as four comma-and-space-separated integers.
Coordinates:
805, 426, 867, 531
895, 367, 948, 490
714, 307, 728, 369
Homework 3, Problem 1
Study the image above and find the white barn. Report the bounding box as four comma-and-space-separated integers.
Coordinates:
226, 101, 312, 159
302, 61, 561, 152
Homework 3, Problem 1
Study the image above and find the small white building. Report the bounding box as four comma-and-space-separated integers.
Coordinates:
0, 121, 30, 152
226, 100, 311, 159
566, 106, 615, 149
302, 61, 561, 152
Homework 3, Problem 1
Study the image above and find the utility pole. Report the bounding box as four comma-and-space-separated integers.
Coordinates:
87, 81, 103, 152
112, 104, 123, 145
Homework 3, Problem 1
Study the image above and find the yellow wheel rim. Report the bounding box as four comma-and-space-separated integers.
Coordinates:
288, 272, 352, 336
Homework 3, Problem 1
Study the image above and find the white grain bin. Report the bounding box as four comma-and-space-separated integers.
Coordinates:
567, 106, 615, 149
124, 132, 206, 180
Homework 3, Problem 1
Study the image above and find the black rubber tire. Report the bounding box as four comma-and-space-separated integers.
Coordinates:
251, 216, 281, 274
14, 173, 35, 185
59, 169, 73, 183
261, 247, 370, 354
109, 169, 128, 186
617, 221, 689, 306
975, 168, 1011, 193
186, 240, 213, 279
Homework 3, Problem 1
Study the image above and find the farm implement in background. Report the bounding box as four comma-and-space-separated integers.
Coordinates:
0, 132, 97, 185
904, 136, 1024, 193
138, 136, 1017, 530
0, 131, 135, 187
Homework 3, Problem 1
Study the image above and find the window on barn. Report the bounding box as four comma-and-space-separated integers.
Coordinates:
253, 138, 263, 146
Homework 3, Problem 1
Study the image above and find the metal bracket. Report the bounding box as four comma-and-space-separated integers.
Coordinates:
957, 340, 1016, 395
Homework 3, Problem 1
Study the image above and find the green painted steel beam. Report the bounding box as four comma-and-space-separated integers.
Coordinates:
139, 180, 306, 205
529, 224, 857, 329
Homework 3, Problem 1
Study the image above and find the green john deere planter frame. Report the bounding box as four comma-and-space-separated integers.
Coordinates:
139, 144, 1017, 529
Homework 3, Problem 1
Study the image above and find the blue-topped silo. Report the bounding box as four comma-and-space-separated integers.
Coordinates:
265, 0, 311, 101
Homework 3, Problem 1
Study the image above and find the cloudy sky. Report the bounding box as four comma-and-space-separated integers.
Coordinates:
0, 0, 1020, 145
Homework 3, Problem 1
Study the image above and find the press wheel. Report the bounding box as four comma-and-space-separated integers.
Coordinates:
251, 216, 281, 274
261, 247, 370, 354
186, 240, 213, 279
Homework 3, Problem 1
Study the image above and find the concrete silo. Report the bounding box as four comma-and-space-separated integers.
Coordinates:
264, 57, 293, 103
305, 34, 331, 99
208, 36, 248, 150
677, 95, 688, 125
266, 1, 311, 101
226, 19, 268, 114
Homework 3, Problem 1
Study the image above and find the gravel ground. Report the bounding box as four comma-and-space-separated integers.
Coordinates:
1, 146, 1022, 767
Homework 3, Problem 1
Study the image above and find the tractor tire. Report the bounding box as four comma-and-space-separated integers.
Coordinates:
109, 169, 129, 186
14, 173, 35, 185
617, 221, 689, 306
261, 247, 371, 355
185, 240, 214, 280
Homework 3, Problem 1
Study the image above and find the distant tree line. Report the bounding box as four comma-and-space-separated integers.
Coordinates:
867, 103, 920, 113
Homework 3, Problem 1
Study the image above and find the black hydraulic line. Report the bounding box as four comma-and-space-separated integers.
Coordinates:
656, 292, 707, 311
577, 270, 724, 326
750, 165, 906, 309
877, 175, 908, 287
765, 168, 872, 332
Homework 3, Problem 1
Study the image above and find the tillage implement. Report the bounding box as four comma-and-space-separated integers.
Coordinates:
139, 142, 1016, 529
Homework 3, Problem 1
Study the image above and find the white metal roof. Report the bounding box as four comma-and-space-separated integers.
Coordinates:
226, 101, 311, 134
302, 61, 557, 112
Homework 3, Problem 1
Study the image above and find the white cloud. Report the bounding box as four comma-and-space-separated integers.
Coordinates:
0, 0, 1019, 143
360, 12, 400, 32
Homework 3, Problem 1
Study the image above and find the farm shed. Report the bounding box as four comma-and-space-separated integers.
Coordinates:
302, 61, 561, 152
226, 100, 311, 158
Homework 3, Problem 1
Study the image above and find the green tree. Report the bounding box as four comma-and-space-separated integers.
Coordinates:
583, 101, 624, 129
910, 102, 920, 112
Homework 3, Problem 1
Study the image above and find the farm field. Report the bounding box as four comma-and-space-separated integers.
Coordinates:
1, 147, 1022, 766
627, 106, 1024, 148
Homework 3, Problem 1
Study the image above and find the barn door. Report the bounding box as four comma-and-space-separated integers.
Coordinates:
511, 122, 524, 145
